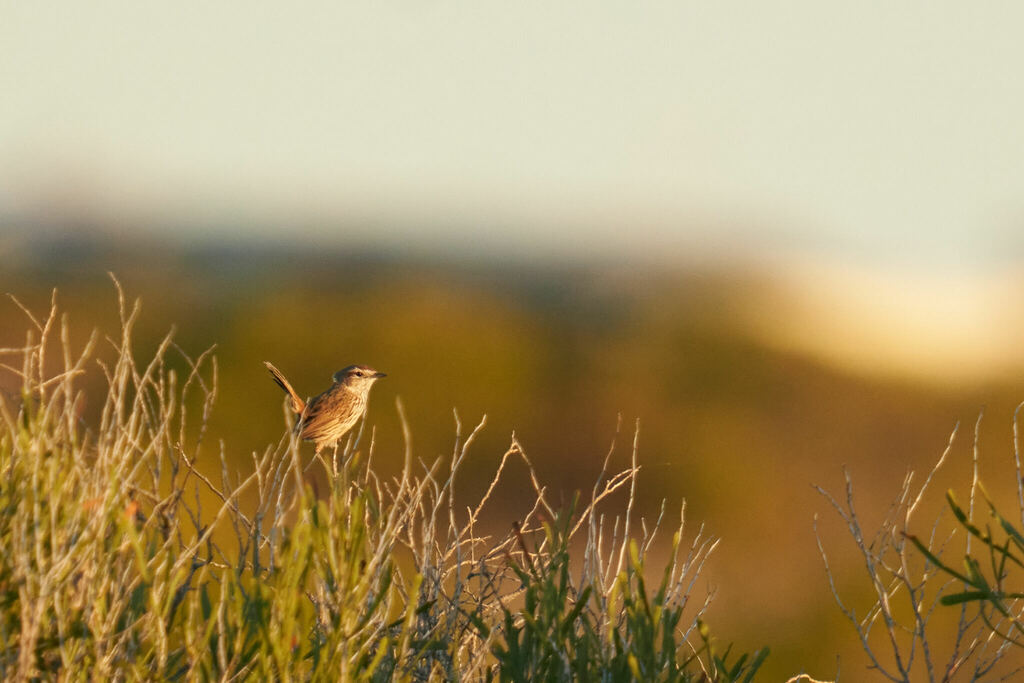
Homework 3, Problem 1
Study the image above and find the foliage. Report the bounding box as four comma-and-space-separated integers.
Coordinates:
488, 508, 767, 682
816, 415, 1024, 681
0, 281, 764, 680
907, 486, 1024, 647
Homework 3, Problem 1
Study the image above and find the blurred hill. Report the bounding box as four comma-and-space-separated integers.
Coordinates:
2, 233, 1022, 679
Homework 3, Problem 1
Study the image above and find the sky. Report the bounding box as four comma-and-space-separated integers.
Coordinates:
3, 3, 1024, 382
2, 2, 1023, 270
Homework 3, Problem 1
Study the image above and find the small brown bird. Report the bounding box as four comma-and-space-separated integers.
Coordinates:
264, 361, 386, 455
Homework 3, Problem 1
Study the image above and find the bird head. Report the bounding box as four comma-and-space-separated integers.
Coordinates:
333, 365, 386, 392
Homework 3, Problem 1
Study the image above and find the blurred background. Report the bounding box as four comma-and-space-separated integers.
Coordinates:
3, 2, 1024, 678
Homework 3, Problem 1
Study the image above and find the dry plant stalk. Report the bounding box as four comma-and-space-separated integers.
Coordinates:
0, 279, 721, 681
815, 413, 1023, 682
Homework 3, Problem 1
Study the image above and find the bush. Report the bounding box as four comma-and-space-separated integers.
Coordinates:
815, 414, 1024, 681
0, 281, 765, 680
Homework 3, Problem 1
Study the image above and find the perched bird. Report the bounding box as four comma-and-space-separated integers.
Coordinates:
264, 361, 386, 454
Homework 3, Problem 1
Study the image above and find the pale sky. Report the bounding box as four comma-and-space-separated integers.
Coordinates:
4, 3, 1024, 381
2, 2, 1024, 270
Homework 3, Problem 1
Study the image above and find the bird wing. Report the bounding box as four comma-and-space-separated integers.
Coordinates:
300, 388, 364, 443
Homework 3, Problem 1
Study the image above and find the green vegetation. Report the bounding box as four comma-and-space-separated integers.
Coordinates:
905, 426, 1024, 657
10, 240, 1022, 677
0, 284, 767, 680
489, 512, 766, 682
814, 417, 1024, 681
7, 271, 1024, 680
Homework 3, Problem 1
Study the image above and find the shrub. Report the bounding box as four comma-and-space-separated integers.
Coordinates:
0, 280, 764, 680
816, 414, 1023, 681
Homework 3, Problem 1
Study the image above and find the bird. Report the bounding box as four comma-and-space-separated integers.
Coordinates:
264, 361, 386, 455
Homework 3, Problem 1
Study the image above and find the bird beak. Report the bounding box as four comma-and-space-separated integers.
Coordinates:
374, 371, 387, 378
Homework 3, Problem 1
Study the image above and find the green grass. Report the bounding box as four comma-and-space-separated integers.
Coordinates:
0, 283, 767, 681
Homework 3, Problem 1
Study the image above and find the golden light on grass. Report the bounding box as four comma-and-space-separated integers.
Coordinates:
0, 280, 756, 679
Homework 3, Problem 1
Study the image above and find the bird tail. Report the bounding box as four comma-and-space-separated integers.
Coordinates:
264, 361, 306, 414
